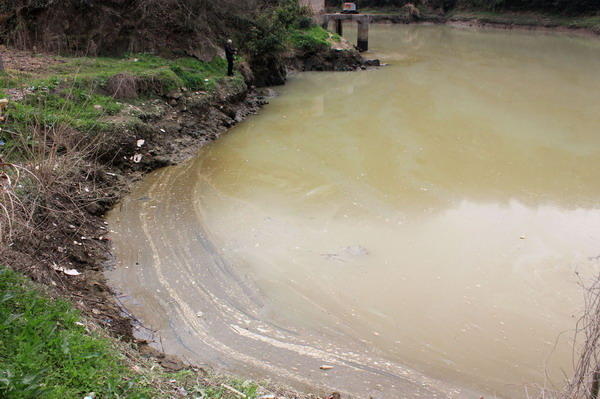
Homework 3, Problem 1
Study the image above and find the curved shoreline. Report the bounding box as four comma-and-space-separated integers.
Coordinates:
105, 157, 482, 398
98, 20, 600, 397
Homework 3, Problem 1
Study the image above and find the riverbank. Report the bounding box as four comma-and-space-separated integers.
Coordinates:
351, 7, 600, 36
1, 11, 599, 397
0, 25, 371, 396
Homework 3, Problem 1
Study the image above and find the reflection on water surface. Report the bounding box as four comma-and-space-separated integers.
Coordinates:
108, 25, 600, 398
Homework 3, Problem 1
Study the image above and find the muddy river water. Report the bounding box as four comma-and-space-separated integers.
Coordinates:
107, 25, 600, 398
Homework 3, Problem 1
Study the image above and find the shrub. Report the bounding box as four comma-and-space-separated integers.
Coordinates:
245, 0, 319, 58
290, 26, 330, 52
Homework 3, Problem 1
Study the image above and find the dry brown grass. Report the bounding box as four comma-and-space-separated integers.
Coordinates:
106, 73, 140, 100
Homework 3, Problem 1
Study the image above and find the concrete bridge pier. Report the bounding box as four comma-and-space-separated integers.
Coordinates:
321, 14, 370, 52
356, 17, 369, 52
335, 19, 343, 36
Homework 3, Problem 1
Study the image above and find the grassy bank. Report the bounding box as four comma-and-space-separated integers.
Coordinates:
0, 266, 151, 398
0, 53, 240, 139
0, 266, 267, 398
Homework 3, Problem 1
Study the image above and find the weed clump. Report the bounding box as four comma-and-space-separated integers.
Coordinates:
0, 266, 152, 398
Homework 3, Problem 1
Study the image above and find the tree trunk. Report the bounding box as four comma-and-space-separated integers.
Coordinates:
591, 366, 600, 399
0, 53, 4, 71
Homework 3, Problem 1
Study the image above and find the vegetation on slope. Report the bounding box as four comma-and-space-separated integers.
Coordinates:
0, 266, 266, 399
0, 54, 236, 137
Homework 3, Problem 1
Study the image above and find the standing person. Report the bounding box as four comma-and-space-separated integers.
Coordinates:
225, 39, 236, 77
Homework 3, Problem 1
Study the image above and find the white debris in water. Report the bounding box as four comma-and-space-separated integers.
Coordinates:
342, 245, 369, 257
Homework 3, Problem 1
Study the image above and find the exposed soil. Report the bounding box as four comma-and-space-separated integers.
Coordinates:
0, 46, 66, 74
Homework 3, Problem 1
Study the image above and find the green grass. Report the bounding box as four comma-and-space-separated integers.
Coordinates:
290, 25, 332, 51
46, 53, 230, 93
0, 266, 264, 399
0, 266, 153, 398
0, 53, 238, 144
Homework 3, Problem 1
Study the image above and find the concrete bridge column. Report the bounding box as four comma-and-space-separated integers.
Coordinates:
335, 19, 343, 36
321, 14, 370, 52
357, 16, 369, 52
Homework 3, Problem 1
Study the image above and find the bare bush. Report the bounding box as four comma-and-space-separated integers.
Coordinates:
0, 157, 34, 246
534, 272, 600, 399
106, 73, 140, 100
561, 273, 600, 399
402, 3, 420, 19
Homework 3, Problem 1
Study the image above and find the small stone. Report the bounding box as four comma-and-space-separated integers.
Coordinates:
259, 88, 278, 97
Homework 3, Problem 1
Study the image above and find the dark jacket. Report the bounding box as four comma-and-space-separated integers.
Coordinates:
225, 44, 235, 60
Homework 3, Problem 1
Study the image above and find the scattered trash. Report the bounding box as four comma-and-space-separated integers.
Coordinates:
175, 387, 188, 396
320, 365, 334, 370
0, 140, 4, 146
221, 384, 246, 398
51, 262, 82, 276
83, 392, 96, 399
136, 139, 145, 147
133, 153, 142, 163
259, 395, 276, 399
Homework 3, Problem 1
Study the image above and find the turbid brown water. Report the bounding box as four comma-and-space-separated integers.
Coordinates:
107, 25, 600, 398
